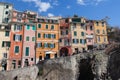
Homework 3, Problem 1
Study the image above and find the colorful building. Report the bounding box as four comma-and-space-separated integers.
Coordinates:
36, 17, 60, 63
70, 17, 87, 53
22, 11, 37, 67
86, 20, 94, 50
59, 18, 72, 56
0, 2, 13, 70
8, 10, 26, 70
93, 20, 108, 49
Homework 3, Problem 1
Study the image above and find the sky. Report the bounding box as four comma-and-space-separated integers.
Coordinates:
1, 0, 120, 27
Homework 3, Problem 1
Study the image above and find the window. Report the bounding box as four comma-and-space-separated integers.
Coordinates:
2, 41, 10, 47
6, 5, 9, 8
26, 36, 29, 41
66, 30, 68, 35
74, 31, 77, 36
37, 42, 42, 48
13, 34, 22, 41
14, 46, 19, 53
73, 39, 78, 44
59, 39, 62, 42
38, 33, 41, 38
26, 25, 30, 30
14, 24, 22, 31
80, 39, 82, 43
103, 30, 105, 34
3, 53, 7, 58
46, 25, 48, 29
5, 31, 9, 36
48, 34, 51, 38
61, 31, 64, 35
5, 18, 9, 23
98, 36, 100, 42
51, 34, 56, 39
73, 23, 76, 28
32, 25, 36, 30
38, 24, 41, 28
96, 22, 99, 26
102, 22, 104, 27
50, 43, 55, 48
96, 29, 100, 34
45, 34, 48, 38
32, 37, 35, 41
44, 43, 48, 48
51, 25, 54, 30
5, 11, 9, 14
31, 58, 33, 61
25, 47, 29, 56
90, 26, 93, 30
104, 37, 106, 42
81, 32, 84, 36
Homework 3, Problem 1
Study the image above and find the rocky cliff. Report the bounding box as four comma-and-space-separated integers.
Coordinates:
0, 45, 120, 80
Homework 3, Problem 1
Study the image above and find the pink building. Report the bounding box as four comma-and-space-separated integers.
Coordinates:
22, 24, 36, 67
22, 11, 37, 67
86, 20, 94, 50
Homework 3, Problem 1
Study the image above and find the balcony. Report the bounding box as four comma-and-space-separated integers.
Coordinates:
86, 35, 93, 38
60, 23, 69, 27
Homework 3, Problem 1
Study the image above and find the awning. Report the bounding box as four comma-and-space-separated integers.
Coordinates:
45, 51, 56, 54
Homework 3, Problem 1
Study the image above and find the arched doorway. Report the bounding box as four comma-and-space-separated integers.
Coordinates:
60, 47, 69, 57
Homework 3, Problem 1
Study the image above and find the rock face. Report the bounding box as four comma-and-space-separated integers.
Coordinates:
0, 48, 120, 80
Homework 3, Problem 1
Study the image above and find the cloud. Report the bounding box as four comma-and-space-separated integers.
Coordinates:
77, 0, 85, 5
66, 5, 71, 9
77, 0, 106, 5
48, 13, 54, 17
22, 0, 51, 12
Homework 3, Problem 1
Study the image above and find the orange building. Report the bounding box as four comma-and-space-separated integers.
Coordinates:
36, 17, 60, 63
8, 10, 27, 70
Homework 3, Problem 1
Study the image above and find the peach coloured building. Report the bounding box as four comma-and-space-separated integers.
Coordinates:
36, 17, 60, 63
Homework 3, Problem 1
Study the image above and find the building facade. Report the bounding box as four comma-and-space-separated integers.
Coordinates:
22, 11, 37, 67
70, 17, 87, 53
86, 20, 94, 50
8, 10, 26, 70
93, 20, 108, 49
0, 2, 13, 70
59, 18, 72, 56
36, 17, 59, 63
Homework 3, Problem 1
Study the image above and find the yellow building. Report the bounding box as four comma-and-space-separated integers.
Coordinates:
70, 17, 87, 53
36, 17, 60, 63
93, 20, 108, 48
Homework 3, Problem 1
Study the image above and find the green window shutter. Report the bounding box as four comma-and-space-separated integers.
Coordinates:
8, 42, 11, 47
14, 24, 16, 30
80, 39, 82, 43
51, 25, 54, 30
15, 46, 19, 53
81, 32, 84, 36
54, 34, 56, 39
25, 47, 29, 56
38, 24, 41, 28
32, 25, 36, 30
43, 34, 45, 38
2, 41, 4, 47
46, 25, 48, 29
38, 33, 41, 38
32, 37, 35, 41
26, 25, 30, 30
26, 36, 29, 41
74, 31, 77, 36
5, 31, 9, 36
20, 35, 22, 41
13, 35, 15, 41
